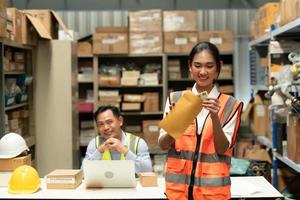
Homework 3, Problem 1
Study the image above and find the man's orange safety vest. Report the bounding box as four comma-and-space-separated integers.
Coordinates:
165, 91, 243, 200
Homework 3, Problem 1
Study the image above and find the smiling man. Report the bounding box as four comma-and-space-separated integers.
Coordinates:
84, 105, 152, 173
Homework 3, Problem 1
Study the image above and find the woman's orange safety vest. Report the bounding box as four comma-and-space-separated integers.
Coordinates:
165, 91, 243, 200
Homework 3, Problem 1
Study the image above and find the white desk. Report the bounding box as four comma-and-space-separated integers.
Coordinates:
0, 176, 283, 199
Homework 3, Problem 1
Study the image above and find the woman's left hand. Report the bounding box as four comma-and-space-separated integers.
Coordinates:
202, 97, 221, 117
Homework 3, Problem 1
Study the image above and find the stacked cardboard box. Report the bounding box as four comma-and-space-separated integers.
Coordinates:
198, 31, 233, 53
98, 64, 121, 86
0, 154, 31, 171
98, 90, 121, 108
6, 8, 22, 43
143, 92, 159, 112
218, 85, 234, 94
287, 113, 300, 164
93, 27, 128, 54
121, 70, 140, 86
143, 120, 160, 150
77, 41, 92, 55
6, 109, 29, 136
129, 10, 162, 54
250, 3, 279, 38
241, 94, 272, 137
24, 9, 69, 39
121, 94, 145, 112
168, 59, 181, 80
218, 64, 233, 80
0, 0, 7, 38
280, 0, 300, 26
163, 10, 198, 53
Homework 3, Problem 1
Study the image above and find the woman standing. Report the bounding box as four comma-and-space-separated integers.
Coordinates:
159, 42, 243, 200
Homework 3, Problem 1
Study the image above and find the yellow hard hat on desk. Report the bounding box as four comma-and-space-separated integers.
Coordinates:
8, 165, 41, 194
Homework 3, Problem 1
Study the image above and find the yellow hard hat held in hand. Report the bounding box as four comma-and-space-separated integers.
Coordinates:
9, 165, 41, 194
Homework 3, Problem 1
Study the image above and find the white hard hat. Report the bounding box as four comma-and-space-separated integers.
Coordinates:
0, 133, 29, 159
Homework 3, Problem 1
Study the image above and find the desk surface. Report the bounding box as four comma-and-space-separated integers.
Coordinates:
0, 176, 283, 199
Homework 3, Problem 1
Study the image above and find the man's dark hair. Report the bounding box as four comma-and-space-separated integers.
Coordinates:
94, 105, 121, 121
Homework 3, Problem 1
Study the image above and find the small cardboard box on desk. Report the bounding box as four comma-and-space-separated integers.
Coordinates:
139, 172, 158, 187
46, 169, 83, 189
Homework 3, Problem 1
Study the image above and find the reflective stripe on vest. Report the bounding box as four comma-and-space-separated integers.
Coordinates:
166, 90, 243, 200
168, 149, 231, 164
95, 132, 140, 160
166, 173, 231, 187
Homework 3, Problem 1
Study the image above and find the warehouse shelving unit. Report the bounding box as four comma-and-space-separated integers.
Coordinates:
0, 40, 36, 161
249, 17, 300, 189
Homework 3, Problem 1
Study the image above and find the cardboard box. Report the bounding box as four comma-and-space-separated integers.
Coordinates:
139, 172, 158, 187
98, 74, 121, 86
0, 154, 31, 171
7, 110, 21, 119
164, 32, 198, 53
125, 125, 142, 133
46, 169, 83, 189
218, 85, 234, 94
0, 0, 7, 38
129, 32, 162, 54
123, 94, 145, 102
244, 145, 272, 163
257, 3, 279, 36
198, 31, 233, 53
242, 94, 271, 137
121, 102, 141, 111
280, 0, 300, 26
7, 8, 22, 43
143, 120, 160, 149
260, 57, 268, 68
129, 10, 162, 32
163, 10, 197, 32
24, 9, 68, 39
21, 12, 52, 45
77, 41, 92, 55
287, 113, 300, 164
218, 64, 233, 80
93, 27, 128, 54
143, 92, 159, 112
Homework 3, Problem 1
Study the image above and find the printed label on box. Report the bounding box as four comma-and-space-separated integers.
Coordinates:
46, 178, 75, 184
102, 38, 118, 44
175, 38, 187, 45
171, 16, 184, 23
209, 37, 223, 45
139, 16, 153, 21
148, 125, 159, 132
255, 105, 265, 117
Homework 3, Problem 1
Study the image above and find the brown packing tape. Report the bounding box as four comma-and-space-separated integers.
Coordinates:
26, 15, 51, 39
159, 90, 203, 139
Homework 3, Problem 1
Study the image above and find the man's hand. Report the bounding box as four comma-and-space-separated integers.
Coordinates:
104, 138, 129, 155
98, 143, 108, 153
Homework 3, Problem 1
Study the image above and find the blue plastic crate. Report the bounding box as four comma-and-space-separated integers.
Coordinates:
15, 92, 28, 104
16, 74, 33, 86
5, 95, 15, 106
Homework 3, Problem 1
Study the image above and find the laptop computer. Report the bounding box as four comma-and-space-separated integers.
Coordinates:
82, 160, 137, 188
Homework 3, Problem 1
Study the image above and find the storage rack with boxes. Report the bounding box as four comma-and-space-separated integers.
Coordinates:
248, 1, 300, 195
77, 36, 94, 160
0, 41, 35, 160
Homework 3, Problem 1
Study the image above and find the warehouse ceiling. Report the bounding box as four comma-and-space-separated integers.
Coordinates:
9, 0, 279, 10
